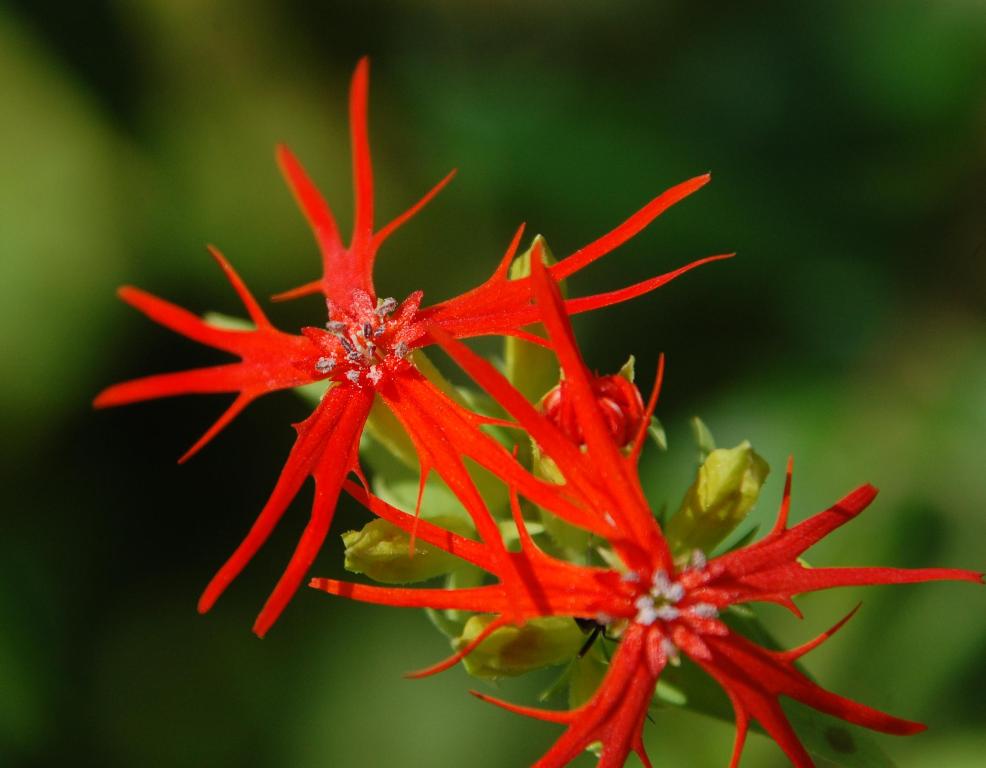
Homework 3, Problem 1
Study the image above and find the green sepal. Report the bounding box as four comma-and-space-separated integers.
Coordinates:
648, 417, 668, 451
455, 615, 585, 680
617, 355, 636, 383
690, 416, 717, 460
665, 439, 770, 557
653, 678, 688, 708
425, 607, 466, 639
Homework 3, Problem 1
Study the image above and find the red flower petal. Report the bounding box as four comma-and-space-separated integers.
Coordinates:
474, 624, 661, 768
697, 630, 926, 768
94, 250, 319, 460
419, 174, 720, 341
197, 383, 374, 636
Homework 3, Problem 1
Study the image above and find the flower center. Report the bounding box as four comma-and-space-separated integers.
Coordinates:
625, 550, 720, 660
310, 289, 421, 387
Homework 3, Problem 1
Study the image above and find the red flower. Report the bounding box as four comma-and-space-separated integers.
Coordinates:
311, 251, 982, 767
94, 58, 725, 636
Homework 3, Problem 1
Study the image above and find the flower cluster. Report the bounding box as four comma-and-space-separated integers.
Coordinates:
97, 59, 981, 767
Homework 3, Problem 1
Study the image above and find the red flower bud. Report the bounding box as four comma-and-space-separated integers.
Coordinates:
541, 374, 645, 447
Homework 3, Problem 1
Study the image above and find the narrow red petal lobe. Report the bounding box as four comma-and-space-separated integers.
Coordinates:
528, 252, 670, 565
94, 255, 320, 461
349, 57, 374, 249
198, 384, 373, 636
551, 174, 711, 280
695, 631, 925, 767
373, 169, 457, 249
476, 624, 662, 768
309, 579, 511, 613
404, 615, 510, 680
418, 175, 717, 342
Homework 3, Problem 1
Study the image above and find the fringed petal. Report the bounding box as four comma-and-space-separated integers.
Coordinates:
419, 175, 717, 341
197, 384, 374, 635
696, 630, 926, 768
474, 624, 661, 768
349, 56, 374, 250
94, 253, 320, 459
309, 578, 510, 612
711, 481, 983, 604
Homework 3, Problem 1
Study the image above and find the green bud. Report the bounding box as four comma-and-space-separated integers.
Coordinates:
666, 440, 770, 556
456, 615, 585, 680
342, 517, 468, 584
504, 235, 563, 404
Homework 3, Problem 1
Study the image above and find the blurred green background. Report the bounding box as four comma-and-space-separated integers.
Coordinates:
2, 1, 984, 766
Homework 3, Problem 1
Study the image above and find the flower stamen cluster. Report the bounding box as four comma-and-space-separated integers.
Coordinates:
311, 289, 419, 387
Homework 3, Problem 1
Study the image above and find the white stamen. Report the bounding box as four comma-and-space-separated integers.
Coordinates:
689, 602, 719, 619
367, 366, 383, 386
655, 605, 680, 622
634, 595, 658, 626
326, 320, 347, 333
661, 637, 680, 663
690, 549, 707, 570
394, 341, 408, 359
345, 370, 361, 384
665, 583, 685, 604
652, 570, 672, 593
315, 356, 336, 373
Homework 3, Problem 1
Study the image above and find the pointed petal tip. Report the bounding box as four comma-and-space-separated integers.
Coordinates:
205, 243, 226, 265
251, 620, 270, 639
274, 143, 298, 172
117, 284, 141, 303
92, 388, 114, 409
270, 280, 323, 302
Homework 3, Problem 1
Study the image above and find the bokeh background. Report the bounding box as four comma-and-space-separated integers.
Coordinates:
2, 1, 985, 766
